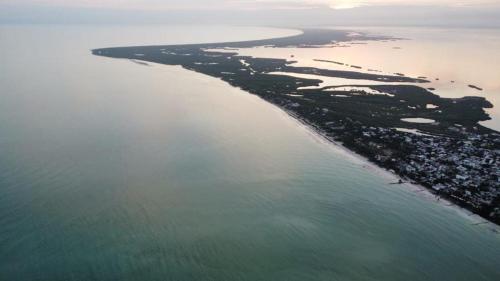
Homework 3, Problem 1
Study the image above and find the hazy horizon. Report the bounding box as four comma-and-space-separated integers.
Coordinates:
1, 0, 500, 27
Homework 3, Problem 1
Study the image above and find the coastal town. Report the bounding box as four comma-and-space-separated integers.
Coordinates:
93, 28, 500, 225
301, 116, 500, 223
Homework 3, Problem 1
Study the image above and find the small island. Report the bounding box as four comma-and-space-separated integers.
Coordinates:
93, 29, 499, 224
469, 84, 484, 91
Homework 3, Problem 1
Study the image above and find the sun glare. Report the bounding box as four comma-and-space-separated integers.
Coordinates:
330, 1, 362, 9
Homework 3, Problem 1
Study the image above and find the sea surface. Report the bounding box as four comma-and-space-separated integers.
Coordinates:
0, 24, 499, 281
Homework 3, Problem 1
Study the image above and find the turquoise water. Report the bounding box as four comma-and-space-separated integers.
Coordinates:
0, 25, 499, 280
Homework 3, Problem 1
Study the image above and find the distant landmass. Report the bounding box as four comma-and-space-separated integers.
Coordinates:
93, 29, 500, 224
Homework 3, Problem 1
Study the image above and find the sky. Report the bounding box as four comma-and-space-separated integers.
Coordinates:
3, 0, 500, 10
1, 0, 500, 26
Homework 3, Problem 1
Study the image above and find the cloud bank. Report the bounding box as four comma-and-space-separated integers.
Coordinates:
2, 0, 500, 10
1, 0, 499, 26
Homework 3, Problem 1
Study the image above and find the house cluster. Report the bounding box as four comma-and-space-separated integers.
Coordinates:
319, 120, 500, 223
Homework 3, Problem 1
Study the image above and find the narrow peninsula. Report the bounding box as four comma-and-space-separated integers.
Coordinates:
93, 29, 500, 224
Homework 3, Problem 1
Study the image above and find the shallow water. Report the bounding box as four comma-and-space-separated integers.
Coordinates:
233, 27, 500, 130
401, 118, 436, 124
0, 25, 499, 281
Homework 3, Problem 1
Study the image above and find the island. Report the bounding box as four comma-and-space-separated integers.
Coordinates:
469, 84, 484, 91
93, 29, 500, 224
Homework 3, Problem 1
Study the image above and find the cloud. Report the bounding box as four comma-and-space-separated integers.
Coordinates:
1, 0, 499, 26
2, 0, 500, 11
328, 0, 500, 9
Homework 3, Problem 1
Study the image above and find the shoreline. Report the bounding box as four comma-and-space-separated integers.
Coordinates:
126, 59, 499, 233
281, 107, 500, 232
